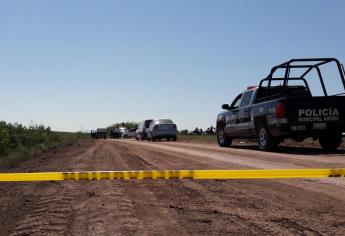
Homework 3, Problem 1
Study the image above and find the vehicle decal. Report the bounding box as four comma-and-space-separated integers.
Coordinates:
298, 107, 339, 122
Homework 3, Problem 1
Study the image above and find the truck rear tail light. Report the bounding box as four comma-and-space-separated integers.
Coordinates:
154, 125, 159, 130
247, 86, 257, 90
172, 124, 177, 129
276, 103, 286, 118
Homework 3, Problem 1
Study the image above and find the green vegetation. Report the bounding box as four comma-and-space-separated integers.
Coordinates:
178, 134, 217, 143
0, 121, 87, 169
107, 122, 138, 130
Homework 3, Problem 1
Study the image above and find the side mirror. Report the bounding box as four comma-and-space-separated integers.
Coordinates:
222, 104, 230, 110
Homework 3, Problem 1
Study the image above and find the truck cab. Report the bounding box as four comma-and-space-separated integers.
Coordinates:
218, 86, 258, 138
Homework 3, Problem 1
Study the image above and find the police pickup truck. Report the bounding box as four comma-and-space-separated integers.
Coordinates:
217, 58, 345, 151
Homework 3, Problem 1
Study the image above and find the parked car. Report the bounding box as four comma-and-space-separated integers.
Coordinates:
96, 128, 107, 139
119, 127, 128, 138
216, 58, 345, 151
136, 119, 153, 140
146, 119, 177, 141
126, 128, 137, 138
110, 128, 121, 139
90, 130, 97, 139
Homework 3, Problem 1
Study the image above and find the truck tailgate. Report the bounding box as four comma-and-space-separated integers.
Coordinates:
285, 96, 345, 125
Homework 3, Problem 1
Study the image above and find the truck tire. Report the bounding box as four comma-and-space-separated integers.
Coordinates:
319, 133, 342, 152
257, 123, 278, 151
217, 128, 232, 147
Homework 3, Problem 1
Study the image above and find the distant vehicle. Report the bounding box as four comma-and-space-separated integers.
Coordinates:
119, 127, 128, 138
136, 119, 153, 140
110, 128, 121, 139
96, 128, 107, 139
126, 128, 137, 138
216, 58, 345, 151
189, 128, 202, 135
146, 119, 177, 141
90, 130, 97, 139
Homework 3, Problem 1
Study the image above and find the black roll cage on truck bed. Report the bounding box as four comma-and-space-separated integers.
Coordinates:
258, 58, 345, 97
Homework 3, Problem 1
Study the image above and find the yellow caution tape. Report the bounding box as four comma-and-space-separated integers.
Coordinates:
0, 168, 345, 182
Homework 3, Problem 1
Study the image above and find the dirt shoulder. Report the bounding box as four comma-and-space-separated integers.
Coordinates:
178, 134, 345, 150
1, 139, 345, 235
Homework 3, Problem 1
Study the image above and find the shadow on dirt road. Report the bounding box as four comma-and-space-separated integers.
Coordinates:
229, 143, 345, 156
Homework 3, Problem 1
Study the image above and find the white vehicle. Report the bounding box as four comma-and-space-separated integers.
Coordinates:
126, 128, 137, 138
118, 127, 128, 138
146, 119, 177, 141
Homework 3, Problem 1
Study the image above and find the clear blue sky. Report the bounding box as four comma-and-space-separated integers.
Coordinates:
1, 0, 345, 132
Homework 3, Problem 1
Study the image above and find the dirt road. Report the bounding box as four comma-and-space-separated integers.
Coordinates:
1, 139, 345, 235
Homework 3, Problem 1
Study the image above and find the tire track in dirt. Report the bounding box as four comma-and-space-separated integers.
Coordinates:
4, 142, 102, 236
64, 141, 145, 235
120, 140, 345, 169
104, 142, 188, 235
10, 188, 74, 236
113, 140, 345, 235
158, 141, 345, 168
2, 139, 345, 235
112, 141, 276, 235
117, 139, 345, 199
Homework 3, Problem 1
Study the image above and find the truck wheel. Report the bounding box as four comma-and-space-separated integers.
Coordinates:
319, 133, 342, 152
172, 136, 177, 142
257, 124, 278, 151
217, 128, 232, 147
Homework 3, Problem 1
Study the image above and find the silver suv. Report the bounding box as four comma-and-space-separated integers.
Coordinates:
118, 127, 128, 138
146, 119, 177, 141
135, 119, 153, 140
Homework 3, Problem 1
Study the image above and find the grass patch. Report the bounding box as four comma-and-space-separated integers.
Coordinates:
178, 134, 217, 143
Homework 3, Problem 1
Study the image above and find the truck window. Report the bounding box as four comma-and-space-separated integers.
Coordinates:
230, 94, 243, 109
240, 91, 254, 107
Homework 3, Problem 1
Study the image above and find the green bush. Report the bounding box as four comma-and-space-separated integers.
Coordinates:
0, 122, 10, 156
0, 121, 87, 168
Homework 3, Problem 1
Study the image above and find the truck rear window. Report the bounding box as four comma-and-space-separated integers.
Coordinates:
255, 85, 311, 103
